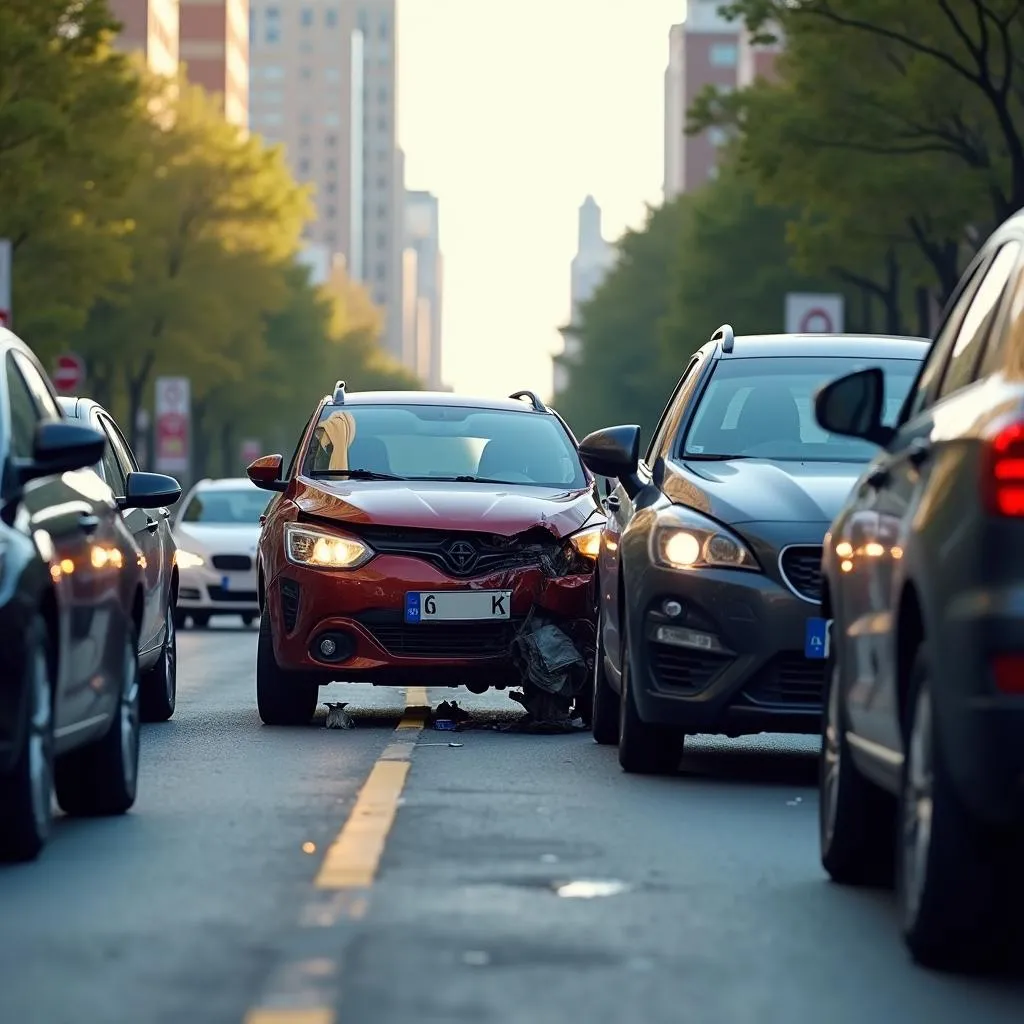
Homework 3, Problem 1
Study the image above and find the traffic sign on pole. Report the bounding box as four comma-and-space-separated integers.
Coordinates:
0, 239, 11, 329
155, 377, 191, 476
52, 353, 86, 394
785, 293, 844, 334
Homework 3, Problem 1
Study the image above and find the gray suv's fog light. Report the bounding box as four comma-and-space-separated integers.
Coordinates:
654, 625, 723, 653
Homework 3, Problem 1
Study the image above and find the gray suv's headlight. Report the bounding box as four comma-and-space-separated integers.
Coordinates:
649, 508, 760, 571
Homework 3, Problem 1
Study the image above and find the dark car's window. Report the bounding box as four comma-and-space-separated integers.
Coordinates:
986, 266, 1024, 380
301, 404, 588, 488
101, 414, 139, 476
646, 355, 701, 465
11, 353, 61, 421
99, 432, 126, 490
935, 242, 1021, 401
6, 355, 42, 460
182, 488, 270, 524
681, 355, 922, 462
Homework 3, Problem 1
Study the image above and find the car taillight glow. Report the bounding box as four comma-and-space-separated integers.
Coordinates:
985, 422, 1024, 516
992, 654, 1024, 695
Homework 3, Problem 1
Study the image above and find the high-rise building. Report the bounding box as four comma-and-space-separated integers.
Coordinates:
248, 1, 404, 363
402, 190, 443, 389
109, 0, 180, 78
553, 196, 616, 397
663, 0, 740, 198
737, 22, 783, 87
179, 0, 249, 127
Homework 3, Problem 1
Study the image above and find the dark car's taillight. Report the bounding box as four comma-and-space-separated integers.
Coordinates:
983, 422, 1024, 516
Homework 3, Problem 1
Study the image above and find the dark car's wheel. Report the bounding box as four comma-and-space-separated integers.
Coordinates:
0, 618, 55, 863
591, 609, 619, 745
141, 601, 177, 723
819, 635, 895, 886
55, 623, 140, 817
256, 612, 319, 726
618, 619, 684, 774
897, 644, 1012, 971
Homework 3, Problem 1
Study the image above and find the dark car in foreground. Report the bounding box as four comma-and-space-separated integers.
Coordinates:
247, 384, 603, 726
816, 215, 1024, 971
578, 327, 928, 775
0, 328, 177, 861
59, 397, 182, 721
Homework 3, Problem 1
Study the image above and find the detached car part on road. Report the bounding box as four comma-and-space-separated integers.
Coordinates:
59, 397, 182, 721
0, 328, 180, 862
816, 213, 1024, 972
579, 327, 928, 775
248, 384, 602, 726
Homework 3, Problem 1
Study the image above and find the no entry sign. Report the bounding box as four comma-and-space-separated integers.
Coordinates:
52, 353, 86, 394
785, 293, 845, 335
155, 376, 191, 476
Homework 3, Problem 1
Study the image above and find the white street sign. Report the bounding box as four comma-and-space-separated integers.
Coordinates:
785, 293, 844, 334
0, 239, 11, 328
154, 376, 191, 476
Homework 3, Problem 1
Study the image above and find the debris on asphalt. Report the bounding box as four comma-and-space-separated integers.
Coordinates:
430, 700, 469, 728
509, 613, 589, 728
433, 719, 457, 731
324, 702, 355, 729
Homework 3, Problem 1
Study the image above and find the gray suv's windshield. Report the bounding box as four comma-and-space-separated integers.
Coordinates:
681, 355, 922, 462
302, 404, 587, 489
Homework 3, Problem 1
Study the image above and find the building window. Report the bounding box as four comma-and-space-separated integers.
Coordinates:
301, 7, 313, 27
300, 111, 312, 125
376, 175, 387, 189
300, 66, 312, 80
264, 65, 284, 80
299, 134, 311, 147
263, 112, 282, 126
326, 182, 337, 194
377, 203, 387, 218
325, 133, 337, 147
378, 85, 388, 103
265, 25, 280, 43
378, 116, 388, 132
376, 262, 387, 280
300, 40, 313, 53
379, 14, 390, 38
249, 12, 257, 46
708, 126, 728, 147
357, 10, 368, 33
326, 68, 341, 83
326, 205, 337, 219
709, 42, 738, 67
376, 232, 387, 249
326, 158, 337, 171
266, 5, 279, 18
324, 111, 341, 126
325, 9, 338, 28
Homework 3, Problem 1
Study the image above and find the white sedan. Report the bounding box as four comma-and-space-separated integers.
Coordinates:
173, 478, 271, 628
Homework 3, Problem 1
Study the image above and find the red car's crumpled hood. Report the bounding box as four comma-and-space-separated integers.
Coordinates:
292, 476, 600, 539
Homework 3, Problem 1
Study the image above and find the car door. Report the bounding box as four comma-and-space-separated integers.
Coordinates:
601, 354, 704, 678
97, 410, 169, 655
844, 242, 1022, 753
4, 354, 106, 732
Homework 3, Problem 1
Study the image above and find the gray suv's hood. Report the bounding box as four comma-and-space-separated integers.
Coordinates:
662, 457, 864, 525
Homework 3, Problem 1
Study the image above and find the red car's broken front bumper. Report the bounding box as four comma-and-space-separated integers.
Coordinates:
265, 554, 597, 686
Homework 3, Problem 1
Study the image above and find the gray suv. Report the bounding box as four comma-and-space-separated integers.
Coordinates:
816, 211, 1024, 972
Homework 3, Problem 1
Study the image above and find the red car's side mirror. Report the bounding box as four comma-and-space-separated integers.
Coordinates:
247, 453, 287, 492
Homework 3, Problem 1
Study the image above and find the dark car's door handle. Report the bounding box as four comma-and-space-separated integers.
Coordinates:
145, 517, 159, 533
604, 495, 620, 512
78, 513, 101, 534
907, 438, 932, 468
866, 467, 889, 489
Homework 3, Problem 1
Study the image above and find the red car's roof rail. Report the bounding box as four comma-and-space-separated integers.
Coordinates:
509, 390, 547, 412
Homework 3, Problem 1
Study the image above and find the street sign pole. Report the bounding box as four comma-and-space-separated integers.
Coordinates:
0, 239, 11, 329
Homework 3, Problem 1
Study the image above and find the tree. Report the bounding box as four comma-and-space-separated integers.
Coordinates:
0, 0, 141, 340
70, 76, 311, 447
707, 0, 1024, 311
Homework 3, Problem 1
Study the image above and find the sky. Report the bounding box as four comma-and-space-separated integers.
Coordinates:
397, 0, 683, 399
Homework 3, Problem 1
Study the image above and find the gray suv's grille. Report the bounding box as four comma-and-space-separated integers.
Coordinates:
779, 546, 823, 603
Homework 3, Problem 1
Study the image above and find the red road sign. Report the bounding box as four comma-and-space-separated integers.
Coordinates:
0, 311, 9, 328
52, 353, 86, 394
798, 308, 835, 332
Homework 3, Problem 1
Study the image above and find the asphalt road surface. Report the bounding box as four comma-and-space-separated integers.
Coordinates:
2, 620, 1024, 1024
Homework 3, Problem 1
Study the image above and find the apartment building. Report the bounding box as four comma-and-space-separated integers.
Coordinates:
663, 0, 740, 198
402, 191, 443, 389
738, 22, 783, 86
109, 0, 180, 78
248, 1, 404, 363
179, 0, 250, 127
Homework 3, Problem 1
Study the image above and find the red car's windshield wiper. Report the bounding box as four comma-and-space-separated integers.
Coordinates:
310, 469, 406, 481
411, 475, 527, 484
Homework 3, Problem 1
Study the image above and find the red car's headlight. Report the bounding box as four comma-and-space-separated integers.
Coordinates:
284, 523, 373, 570
567, 525, 602, 561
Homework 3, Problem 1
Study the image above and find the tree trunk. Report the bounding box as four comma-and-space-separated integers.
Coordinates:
914, 286, 932, 338
220, 419, 235, 477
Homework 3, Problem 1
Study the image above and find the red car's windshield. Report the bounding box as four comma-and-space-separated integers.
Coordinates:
301, 403, 588, 489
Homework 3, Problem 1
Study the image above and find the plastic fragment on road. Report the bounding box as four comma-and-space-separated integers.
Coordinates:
430, 700, 469, 731
433, 719, 457, 731
324, 702, 355, 729
509, 612, 589, 727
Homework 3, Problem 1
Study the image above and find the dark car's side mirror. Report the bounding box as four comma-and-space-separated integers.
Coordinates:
21, 422, 106, 483
247, 453, 287, 492
579, 425, 643, 496
814, 368, 894, 448
120, 471, 182, 510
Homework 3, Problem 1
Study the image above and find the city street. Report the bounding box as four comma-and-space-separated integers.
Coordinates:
2, 622, 1024, 1024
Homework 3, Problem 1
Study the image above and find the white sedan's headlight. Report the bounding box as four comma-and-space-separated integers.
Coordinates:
649, 509, 759, 571
175, 549, 205, 569
567, 524, 603, 560
285, 523, 373, 570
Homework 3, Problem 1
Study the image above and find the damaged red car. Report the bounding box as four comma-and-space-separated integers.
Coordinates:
247, 384, 604, 725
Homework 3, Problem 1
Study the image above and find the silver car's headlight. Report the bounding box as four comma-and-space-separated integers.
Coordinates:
284, 523, 374, 570
175, 549, 205, 569
649, 508, 760, 571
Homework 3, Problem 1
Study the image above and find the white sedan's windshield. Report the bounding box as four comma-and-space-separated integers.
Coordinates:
682, 356, 922, 462
302, 404, 587, 488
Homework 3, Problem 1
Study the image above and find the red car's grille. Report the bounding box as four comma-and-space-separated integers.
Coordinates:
344, 525, 565, 578
360, 618, 520, 658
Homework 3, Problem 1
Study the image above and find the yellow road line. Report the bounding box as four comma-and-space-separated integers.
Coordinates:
313, 687, 424, 890
244, 1011, 334, 1024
